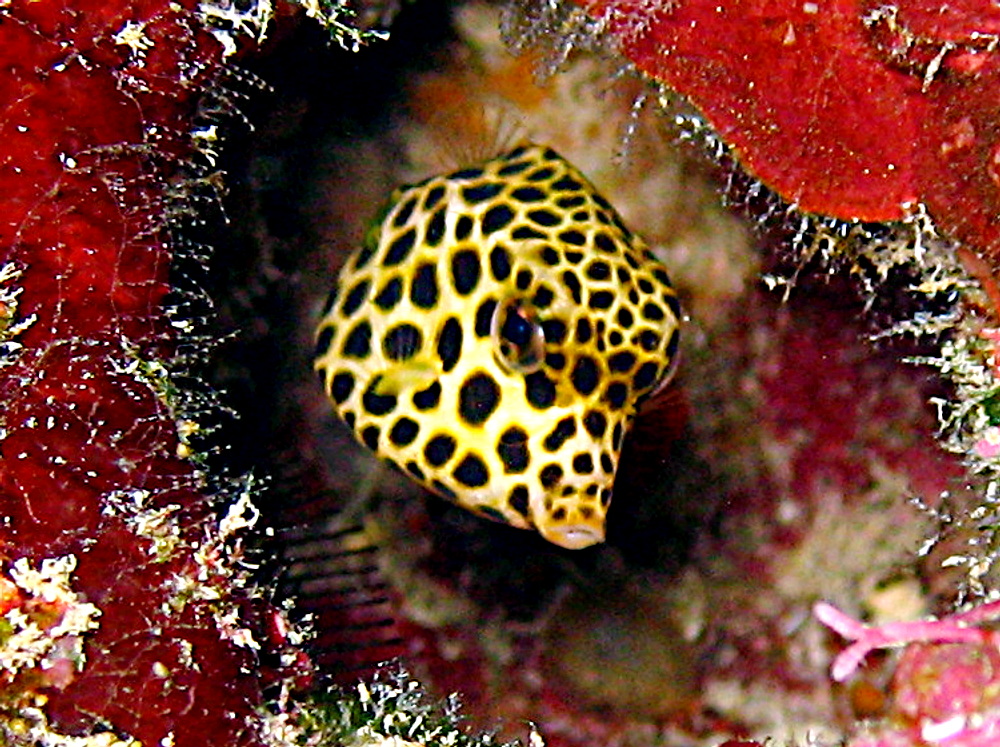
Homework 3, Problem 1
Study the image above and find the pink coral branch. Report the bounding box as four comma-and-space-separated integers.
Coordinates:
814, 601, 993, 682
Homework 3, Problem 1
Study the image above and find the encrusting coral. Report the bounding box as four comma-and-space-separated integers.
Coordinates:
0, 0, 373, 745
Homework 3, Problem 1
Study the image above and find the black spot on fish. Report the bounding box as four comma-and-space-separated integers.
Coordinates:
525, 370, 556, 409
411, 263, 439, 308
362, 378, 397, 416
475, 298, 497, 337
664, 292, 682, 320
490, 246, 511, 281
665, 328, 680, 359
383, 324, 422, 361
642, 302, 665, 321
543, 416, 576, 452
498, 160, 531, 177
497, 427, 530, 474
571, 356, 599, 396
453, 454, 489, 487
527, 167, 555, 182
600, 452, 614, 474
452, 167, 484, 180
456, 214, 474, 241
529, 209, 560, 227
462, 182, 504, 203
541, 318, 567, 344
374, 277, 403, 311
557, 195, 586, 208
433, 479, 457, 500
594, 233, 617, 254
633, 361, 659, 391
533, 285, 554, 308
511, 186, 547, 202
540, 246, 560, 266
482, 204, 515, 234
589, 290, 614, 310
508, 485, 530, 516
552, 176, 582, 191
423, 185, 445, 211
637, 329, 660, 352
321, 286, 339, 315
354, 242, 376, 270
452, 249, 481, 295
539, 463, 563, 489
572, 453, 594, 474
393, 197, 417, 227
609, 351, 636, 373
511, 226, 546, 240
424, 434, 456, 466
343, 320, 372, 358
458, 372, 501, 426
389, 417, 419, 446
362, 426, 380, 451
330, 371, 355, 404
605, 382, 628, 410
425, 209, 446, 247
315, 325, 334, 358
413, 381, 442, 410
561, 271, 582, 304
384, 228, 416, 266
437, 317, 463, 373
586, 261, 611, 281
341, 279, 369, 317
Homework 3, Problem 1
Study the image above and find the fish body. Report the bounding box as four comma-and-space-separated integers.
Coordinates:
315, 144, 680, 549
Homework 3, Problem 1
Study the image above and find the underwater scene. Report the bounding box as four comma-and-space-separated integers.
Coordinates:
3, 1, 1000, 746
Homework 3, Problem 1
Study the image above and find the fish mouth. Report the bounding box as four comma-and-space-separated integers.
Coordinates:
537, 519, 605, 550
530, 480, 612, 550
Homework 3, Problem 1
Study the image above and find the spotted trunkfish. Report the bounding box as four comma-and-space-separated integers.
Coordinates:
315, 144, 681, 549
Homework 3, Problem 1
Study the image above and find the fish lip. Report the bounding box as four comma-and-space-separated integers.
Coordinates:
538, 522, 605, 550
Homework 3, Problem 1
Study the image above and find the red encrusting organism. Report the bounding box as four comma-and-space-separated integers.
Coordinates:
0, 1, 300, 745
574, 0, 1000, 257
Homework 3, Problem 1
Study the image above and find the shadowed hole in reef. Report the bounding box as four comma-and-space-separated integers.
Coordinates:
192, 0, 961, 740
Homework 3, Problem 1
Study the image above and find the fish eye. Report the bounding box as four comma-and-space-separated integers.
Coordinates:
492, 298, 546, 374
